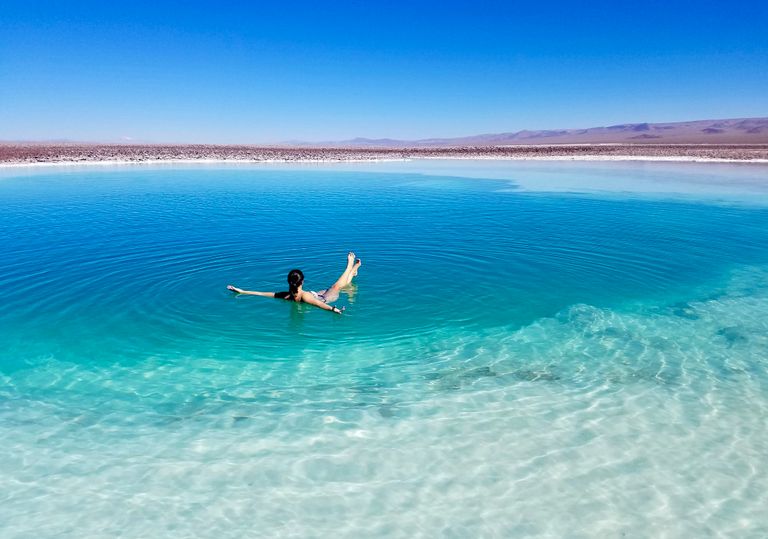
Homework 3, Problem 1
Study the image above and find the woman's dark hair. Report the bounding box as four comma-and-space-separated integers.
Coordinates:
287, 269, 304, 297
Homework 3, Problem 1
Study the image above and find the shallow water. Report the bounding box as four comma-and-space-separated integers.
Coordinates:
1, 161, 768, 537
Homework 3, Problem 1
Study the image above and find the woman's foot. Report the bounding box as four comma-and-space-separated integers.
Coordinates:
347, 251, 356, 268
352, 258, 361, 277
227, 285, 243, 293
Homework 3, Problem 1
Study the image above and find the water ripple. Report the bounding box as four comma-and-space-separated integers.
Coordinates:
2, 165, 768, 537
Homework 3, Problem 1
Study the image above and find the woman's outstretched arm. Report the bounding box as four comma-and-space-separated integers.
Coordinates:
227, 285, 276, 297
301, 291, 344, 314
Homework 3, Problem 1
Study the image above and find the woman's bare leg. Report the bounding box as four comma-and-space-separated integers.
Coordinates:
321, 252, 361, 301
345, 258, 361, 285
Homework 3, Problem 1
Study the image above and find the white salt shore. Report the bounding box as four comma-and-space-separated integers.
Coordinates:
1, 155, 768, 170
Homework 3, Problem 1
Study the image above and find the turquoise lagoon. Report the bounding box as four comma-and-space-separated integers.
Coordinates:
1, 160, 768, 537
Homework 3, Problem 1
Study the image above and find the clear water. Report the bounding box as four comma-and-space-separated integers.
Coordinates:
1, 161, 768, 537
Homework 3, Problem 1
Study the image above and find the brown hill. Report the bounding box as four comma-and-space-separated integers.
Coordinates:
326, 117, 768, 147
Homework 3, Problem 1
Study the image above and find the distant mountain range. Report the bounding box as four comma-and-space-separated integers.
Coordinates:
3, 117, 767, 147
306, 117, 768, 147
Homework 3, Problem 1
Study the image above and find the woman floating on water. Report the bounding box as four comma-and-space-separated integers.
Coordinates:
227, 252, 361, 314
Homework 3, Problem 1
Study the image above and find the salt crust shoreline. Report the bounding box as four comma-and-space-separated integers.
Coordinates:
3, 143, 768, 168
2, 155, 768, 169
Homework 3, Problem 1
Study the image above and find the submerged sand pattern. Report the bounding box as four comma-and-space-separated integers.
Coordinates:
2, 266, 768, 537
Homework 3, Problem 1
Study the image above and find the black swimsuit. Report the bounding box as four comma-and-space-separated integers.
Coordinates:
275, 290, 327, 303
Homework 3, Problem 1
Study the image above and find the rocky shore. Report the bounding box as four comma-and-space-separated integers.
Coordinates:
2, 143, 768, 165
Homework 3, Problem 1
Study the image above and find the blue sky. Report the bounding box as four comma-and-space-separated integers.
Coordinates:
1, 0, 766, 143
